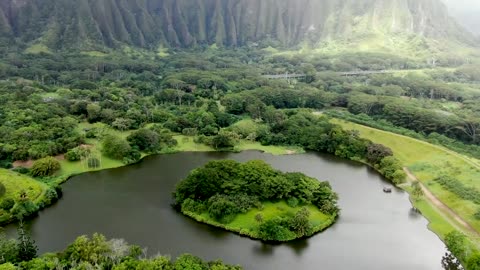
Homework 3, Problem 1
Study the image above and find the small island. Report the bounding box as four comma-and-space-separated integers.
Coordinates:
173, 160, 339, 242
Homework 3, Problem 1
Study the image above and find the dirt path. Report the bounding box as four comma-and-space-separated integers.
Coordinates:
404, 168, 480, 237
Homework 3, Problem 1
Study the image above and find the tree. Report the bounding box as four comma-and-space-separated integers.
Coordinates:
0, 231, 18, 264
17, 222, 37, 262
289, 207, 312, 237
30, 157, 61, 177
127, 129, 160, 152
86, 103, 102, 123
64, 233, 111, 265
211, 131, 238, 150
412, 181, 423, 200
174, 254, 206, 270
102, 135, 132, 160
366, 143, 393, 164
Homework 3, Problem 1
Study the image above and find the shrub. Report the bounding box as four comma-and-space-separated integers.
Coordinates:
65, 147, 90, 161
287, 197, 299, 208
30, 157, 61, 177
207, 195, 238, 223
11, 199, 38, 219
12, 167, 30, 175
258, 217, 295, 241
376, 156, 405, 184
43, 188, 59, 205
0, 160, 12, 169
0, 198, 15, 211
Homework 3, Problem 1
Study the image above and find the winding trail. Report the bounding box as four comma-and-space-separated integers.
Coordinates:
404, 168, 480, 237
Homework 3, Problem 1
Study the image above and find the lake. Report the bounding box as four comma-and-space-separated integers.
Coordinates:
7, 151, 446, 270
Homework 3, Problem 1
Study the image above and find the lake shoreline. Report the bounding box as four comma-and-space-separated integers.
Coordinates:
181, 208, 338, 243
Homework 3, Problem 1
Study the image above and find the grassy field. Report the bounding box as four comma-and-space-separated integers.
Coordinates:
0, 169, 48, 202
333, 118, 480, 246
0, 169, 50, 223
184, 201, 335, 241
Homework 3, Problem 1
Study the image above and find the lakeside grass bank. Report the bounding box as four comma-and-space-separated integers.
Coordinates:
333, 118, 480, 251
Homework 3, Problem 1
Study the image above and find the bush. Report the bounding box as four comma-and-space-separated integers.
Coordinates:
43, 188, 59, 205
207, 195, 238, 223
65, 147, 90, 161
0, 198, 15, 211
287, 197, 299, 208
11, 199, 38, 219
181, 199, 206, 213
258, 217, 295, 241
0, 160, 12, 169
30, 157, 61, 177
12, 167, 30, 175
376, 156, 405, 184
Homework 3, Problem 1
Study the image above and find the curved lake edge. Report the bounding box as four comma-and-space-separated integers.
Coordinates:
4, 147, 441, 243
181, 208, 338, 243
5, 150, 447, 270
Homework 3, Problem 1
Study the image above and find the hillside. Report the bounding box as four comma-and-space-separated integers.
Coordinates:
0, 0, 476, 52
442, 0, 480, 36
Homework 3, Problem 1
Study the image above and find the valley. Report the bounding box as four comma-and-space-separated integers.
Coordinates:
0, 0, 480, 269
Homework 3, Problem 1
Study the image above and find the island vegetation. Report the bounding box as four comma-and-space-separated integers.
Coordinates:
174, 160, 339, 241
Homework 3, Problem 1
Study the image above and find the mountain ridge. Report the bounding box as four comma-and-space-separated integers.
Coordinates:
0, 0, 476, 51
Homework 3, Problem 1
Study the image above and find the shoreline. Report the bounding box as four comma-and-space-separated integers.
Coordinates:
180, 208, 338, 243
1, 132, 460, 259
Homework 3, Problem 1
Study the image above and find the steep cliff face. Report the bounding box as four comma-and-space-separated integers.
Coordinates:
0, 0, 473, 50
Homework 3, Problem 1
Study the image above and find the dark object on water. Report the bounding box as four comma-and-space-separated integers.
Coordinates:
383, 187, 392, 193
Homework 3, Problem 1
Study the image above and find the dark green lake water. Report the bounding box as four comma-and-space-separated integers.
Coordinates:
7, 151, 445, 269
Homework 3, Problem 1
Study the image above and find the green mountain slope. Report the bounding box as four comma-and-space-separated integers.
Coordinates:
0, 0, 476, 52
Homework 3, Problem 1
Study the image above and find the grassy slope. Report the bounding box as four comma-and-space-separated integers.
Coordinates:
0, 170, 47, 202
333, 118, 480, 247
0, 169, 49, 223
183, 201, 335, 241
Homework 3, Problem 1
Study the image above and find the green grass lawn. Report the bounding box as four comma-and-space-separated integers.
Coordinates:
0, 169, 47, 202
59, 124, 302, 177
334, 118, 480, 248
184, 201, 335, 241
0, 169, 49, 223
